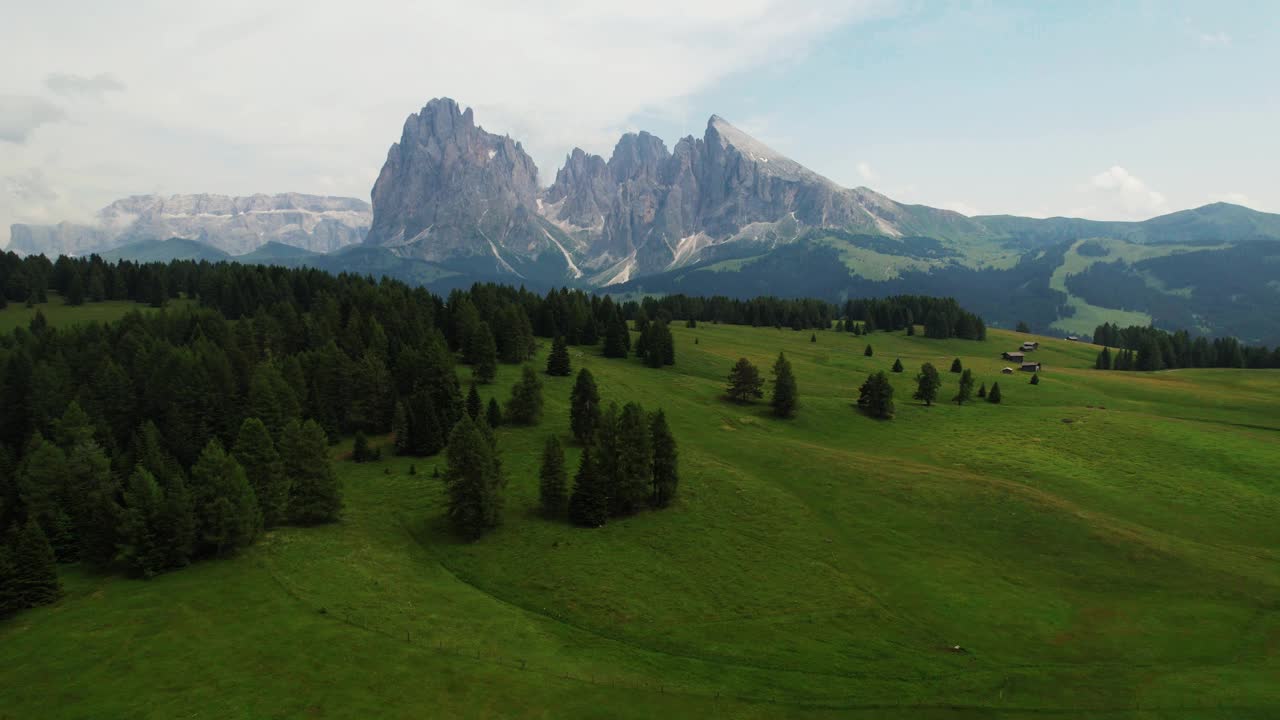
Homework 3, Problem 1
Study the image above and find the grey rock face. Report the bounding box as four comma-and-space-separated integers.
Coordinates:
10, 193, 370, 256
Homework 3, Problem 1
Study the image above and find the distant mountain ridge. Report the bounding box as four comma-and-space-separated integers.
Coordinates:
10, 192, 371, 257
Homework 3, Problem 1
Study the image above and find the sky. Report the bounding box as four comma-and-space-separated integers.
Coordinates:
1, 0, 1277, 246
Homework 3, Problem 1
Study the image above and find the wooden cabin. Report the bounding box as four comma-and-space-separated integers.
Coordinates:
1020, 362, 1042, 372
1001, 367, 1014, 374
1020, 341, 1039, 351
1002, 351, 1026, 362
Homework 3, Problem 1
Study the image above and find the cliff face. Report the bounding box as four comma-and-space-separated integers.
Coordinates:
10, 193, 370, 256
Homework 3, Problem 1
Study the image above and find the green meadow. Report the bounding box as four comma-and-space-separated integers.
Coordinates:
2, 323, 1278, 718
0, 293, 191, 334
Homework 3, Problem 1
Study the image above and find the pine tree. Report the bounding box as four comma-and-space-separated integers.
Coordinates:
351, 431, 380, 463
650, 410, 678, 508
987, 382, 1002, 404
443, 416, 504, 540
610, 402, 652, 516
810, 333, 817, 343
950, 358, 963, 373
546, 336, 572, 376
864, 344, 874, 357
538, 435, 567, 518
9, 519, 61, 608
770, 352, 799, 419
393, 400, 410, 455
248, 362, 301, 439
117, 467, 169, 578
474, 323, 498, 383
466, 383, 483, 420
1095, 347, 1112, 370
1030, 373, 1041, 385
232, 418, 290, 528
486, 397, 503, 428
189, 439, 261, 556
954, 369, 974, 405
603, 307, 629, 358
892, 358, 904, 373
505, 366, 544, 425
726, 358, 764, 403
569, 368, 601, 444
857, 371, 895, 419
913, 363, 941, 407
568, 447, 608, 527
281, 420, 342, 525
977, 382, 987, 399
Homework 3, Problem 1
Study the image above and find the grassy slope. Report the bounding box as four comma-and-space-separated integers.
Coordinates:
0, 293, 191, 334
2, 325, 1278, 718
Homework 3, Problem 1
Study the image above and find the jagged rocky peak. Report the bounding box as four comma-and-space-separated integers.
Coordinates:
607, 131, 671, 184
545, 148, 612, 228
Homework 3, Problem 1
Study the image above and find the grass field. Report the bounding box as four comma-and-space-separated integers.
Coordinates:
2, 323, 1278, 718
0, 293, 191, 334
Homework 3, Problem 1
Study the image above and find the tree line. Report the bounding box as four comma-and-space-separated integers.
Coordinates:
1091, 322, 1280, 371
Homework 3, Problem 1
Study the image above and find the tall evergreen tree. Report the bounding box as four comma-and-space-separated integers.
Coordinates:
466, 383, 483, 421
281, 420, 342, 525
568, 447, 608, 527
486, 397, 503, 428
892, 358, 904, 373
1095, 347, 1112, 370
569, 368, 601, 444
977, 382, 987, 399
953, 369, 974, 405
117, 467, 169, 578
473, 322, 498, 383
650, 410, 678, 508
8, 519, 61, 608
249, 362, 301, 439
913, 363, 941, 407
232, 418, 290, 528
602, 307, 630, 359
538, 435, 568, 518
351, 431, 380, 463
443, 416, 505, 540
610, 402, 652, 516
770, 352, 799, 419
950, 358, 963, 373
189, 439, 261, 556
857, 371, 895, 419
1030, 373, 1041, 385
726, 358, 764, 403
546, 336, 572, 376
864, 344, 874, 357
987, 382, 1003, 404
505, 366, 543, 425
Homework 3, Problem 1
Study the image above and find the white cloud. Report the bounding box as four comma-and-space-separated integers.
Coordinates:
0, 95, 66, 143
0, 0, 896, 245
941, 200, 979, 216
1197, 30, 1232, 49
856, 161, 878, 183
1075, 165, 1168, 220
1209, 192, 1250, 207
45, 72, 126, 99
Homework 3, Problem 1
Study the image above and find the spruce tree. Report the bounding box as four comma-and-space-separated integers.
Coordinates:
443, 416, 504, 540
857, 371, 895, 419
726, 358, 764, 403
189, 439, 261, 555
811, 333, 817, 343
9, 519, 61, 608
117, 467, 168, 578
892, 358, 904, 373
913, 363, 941, 407
953, 369, 974, 405
474, 323, 498, 384
466, 383, 483, 420
987, 382, 1002, 404
650, 410, 678, 508
281, 420, 342, 525
603, 307, 629, 358
393, 400, 410, 454
546, 336, 572, 376
505, 366, 544, 425
864, 344, 874, 357
770, 352, 798, 419
486, 397, 503, 428
610, 402, 652, 516
977, 382, 987, 399
538, 435, 568, 517
1096, 347, 1112, 370
1030, 373, 1041, 385
352, 431, 380, 463
569, 368, 601, 444
232, 418, 290, 528
950, 358, 963, 373
568, 447, 608, 527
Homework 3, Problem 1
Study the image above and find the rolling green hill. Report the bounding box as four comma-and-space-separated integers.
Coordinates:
100, 237, 233, 263
2, 321, 1277, 718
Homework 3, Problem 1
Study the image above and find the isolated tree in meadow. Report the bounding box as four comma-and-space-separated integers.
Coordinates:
568, 447, 609, 527
546, 336, 572, 376
505, 366, 544, 426
443, 416, 505, 540
538, 435, 568, 518
987, 382, 1003, 404
864, 344, 874, 357
977, 382, 987, 399
954, 369, 974, 405
857, 371, 895, 419
189, 439, 261, 556
570, 368, 601, 444
892, 358, 904, 373
726, 358, 764, 403
913, 363, 941, 407
1095, 347, 1112, 370
232, 417, 289, 527
950, 358, 963, 373
281, 420, 342, 525
610, 402, 653, 516
810, 333, 817, 343
650, 410, 678, 508
486, 397, 503, 428
1030, 373, 1041, 385
466, 383, 483, 421
770, 352, 798, 419
8, 518, 61, 608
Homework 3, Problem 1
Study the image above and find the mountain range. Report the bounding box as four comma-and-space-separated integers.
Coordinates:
10, 98, 1280, 344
